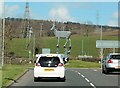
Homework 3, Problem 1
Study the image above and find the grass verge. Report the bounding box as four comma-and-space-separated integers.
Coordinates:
2, 64, 34, 87
0, 69, 2, 88
65, 60, 101, 68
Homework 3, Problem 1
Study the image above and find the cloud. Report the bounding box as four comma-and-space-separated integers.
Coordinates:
49, 6, 76, 22
108, 11, 118, 27
108, 20, 118, 27
113, 12, 118, 19
5, 4, 19, 17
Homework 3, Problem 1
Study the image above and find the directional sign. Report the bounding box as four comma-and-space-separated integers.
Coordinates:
96, 40, 120, 48
42, 48, 50, 54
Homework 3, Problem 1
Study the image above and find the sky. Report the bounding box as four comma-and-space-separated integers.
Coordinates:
0, 1, 119, 27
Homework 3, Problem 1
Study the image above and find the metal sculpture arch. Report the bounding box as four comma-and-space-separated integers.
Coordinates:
50, 22, 72, 57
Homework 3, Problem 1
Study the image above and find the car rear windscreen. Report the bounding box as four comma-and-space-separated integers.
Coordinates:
110, 55, 120, 60
38, 57, 60, 67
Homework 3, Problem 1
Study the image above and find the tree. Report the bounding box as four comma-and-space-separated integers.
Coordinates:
5, 20, 13, 40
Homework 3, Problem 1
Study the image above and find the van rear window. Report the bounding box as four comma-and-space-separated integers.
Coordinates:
38, 57, 60, 67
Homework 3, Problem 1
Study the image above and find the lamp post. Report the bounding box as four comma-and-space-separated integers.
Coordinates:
82, 40, 84, 55
100, 25, 102, 40
100, 25, 103, 69
2, 1, 5, 67
33, 34, 35, 58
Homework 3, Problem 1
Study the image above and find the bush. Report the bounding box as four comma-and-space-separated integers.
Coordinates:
78, 57, 99, 62
8, 52, 15, 57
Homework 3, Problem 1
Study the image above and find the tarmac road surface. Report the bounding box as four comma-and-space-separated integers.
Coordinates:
11, 68, 120, 88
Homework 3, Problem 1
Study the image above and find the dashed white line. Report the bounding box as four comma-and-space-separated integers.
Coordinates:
75, 71, 78, 73
78, 72, 81, 75
85, 78, 90, 82
93, 69, 97, 72
81, 75, 85, 78
90, 83, 96, 88
70, 69, 96, 88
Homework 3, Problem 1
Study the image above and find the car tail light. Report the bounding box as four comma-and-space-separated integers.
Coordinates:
107, 60, 113, 63
36, 63, 41, 66
58, 63, 64, 67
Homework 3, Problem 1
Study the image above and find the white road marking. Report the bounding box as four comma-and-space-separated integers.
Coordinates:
75, 71, 78, 73
90, 83, 96, 88
85, 78, 90, 82
70, 69, 96, 88
93, 69, 97, 71
81, 75, 85, 78
78, 72, 81, 75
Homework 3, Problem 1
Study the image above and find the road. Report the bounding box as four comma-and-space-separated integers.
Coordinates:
11, 68, 119, 88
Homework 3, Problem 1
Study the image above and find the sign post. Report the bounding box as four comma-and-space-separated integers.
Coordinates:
96, 40, 120, 48
96, 40, 120, 69
100, 48, 103, 69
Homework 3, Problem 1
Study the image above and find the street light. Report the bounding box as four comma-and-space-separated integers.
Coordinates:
28, 27, 33, 61
100, 25, 102, 40
33, 34, 35, 58
2, 1, 5, 67
82, 40, 84, 55
100, 25, 103, 69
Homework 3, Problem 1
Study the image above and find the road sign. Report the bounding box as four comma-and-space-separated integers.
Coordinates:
96, 40, 120, 48
42, 48, 50, 54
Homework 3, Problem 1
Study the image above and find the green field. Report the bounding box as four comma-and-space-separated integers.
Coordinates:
65, 60, 100, 68
6, 35, 118, 58
0, 69, 2, 88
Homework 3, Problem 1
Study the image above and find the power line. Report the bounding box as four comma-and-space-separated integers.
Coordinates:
96, 10, 99, 27
23, 2, 34, 61
23, 2, 30, 38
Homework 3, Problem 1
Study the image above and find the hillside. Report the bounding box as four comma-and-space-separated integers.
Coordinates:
5, 35, 118, 59
4, 17, 119, 39
4, 17, 119, 63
